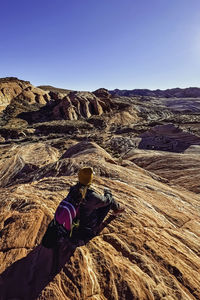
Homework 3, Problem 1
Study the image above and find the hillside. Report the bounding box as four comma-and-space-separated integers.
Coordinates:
0, 78, 200, 300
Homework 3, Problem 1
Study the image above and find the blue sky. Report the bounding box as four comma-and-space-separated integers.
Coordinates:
1, 0, 200, 91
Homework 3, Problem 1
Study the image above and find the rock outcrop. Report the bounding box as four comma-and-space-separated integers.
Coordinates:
0, 141, 200, 300
0, 77, 50, 112
124, 148, 200, 193
1, 79, 119, 124
0, 78, 29, 112
53, 91, 111, 120
138, 124, 200, 152
0, 142, 59, 187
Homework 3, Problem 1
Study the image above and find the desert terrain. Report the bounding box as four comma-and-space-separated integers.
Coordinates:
0, 77, 200, 299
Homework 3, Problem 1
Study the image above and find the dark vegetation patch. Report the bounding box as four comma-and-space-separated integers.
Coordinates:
33, 120, 94, 135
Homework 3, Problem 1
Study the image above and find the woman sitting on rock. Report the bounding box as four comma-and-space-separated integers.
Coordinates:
55, 166, 125, 246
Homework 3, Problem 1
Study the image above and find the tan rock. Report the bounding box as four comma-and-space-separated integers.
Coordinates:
53, 96, 78, 120
61, 141, 115, 162
0, 78, 50, 112
106, 107, 140, 126
0, 141, 200, 299
125, 149, 200, 193
0, 135, 5, 142
0, 143, 59, 187
52, 91, 107, 120
0, 81, 24, 112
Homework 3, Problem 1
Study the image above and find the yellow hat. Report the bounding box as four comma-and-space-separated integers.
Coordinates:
78, 167, 93, 186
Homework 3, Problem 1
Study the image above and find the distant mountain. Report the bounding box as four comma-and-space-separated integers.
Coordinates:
110, 87, 200, 98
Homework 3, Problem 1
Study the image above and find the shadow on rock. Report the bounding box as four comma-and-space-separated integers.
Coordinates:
0, 215, 116, 300
138, 124, 200, 153
0, 240, 76, 300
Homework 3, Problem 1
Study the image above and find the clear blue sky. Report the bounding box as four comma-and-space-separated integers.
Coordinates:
1, 0, 200, 91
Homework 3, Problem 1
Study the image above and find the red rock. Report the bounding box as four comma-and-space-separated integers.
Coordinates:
0, 77, 50, 113
0, 141, 200, 299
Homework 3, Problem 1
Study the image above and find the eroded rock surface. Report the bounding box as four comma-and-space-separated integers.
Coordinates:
52, 91, 111, 120
0, 142, 200, 300
0, 78, 30, 112
0, 77, 50, 113
124, 149, 200, 194
0, 143, 59, 187
1, 78, 200, 300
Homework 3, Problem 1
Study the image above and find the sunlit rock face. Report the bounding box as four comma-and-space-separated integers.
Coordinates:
0, 79, 122, 124
0, 142, 60, 187
0, 141, 200, 300
0, 78, 28, 112
0, 77, 50, 112
52, 91, 111, 120
124, 149, 200, 194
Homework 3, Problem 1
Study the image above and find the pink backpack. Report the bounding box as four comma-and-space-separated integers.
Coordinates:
55, 199, 78, 231
55, 185, 88, 233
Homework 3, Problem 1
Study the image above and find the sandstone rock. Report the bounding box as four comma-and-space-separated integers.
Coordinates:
48, 91, 66, 101
106, 107, 140, 127
52, 91, 108, 120
18, 86, 50, 105
61, 141, 115, 163
0, 79, 25, 112
0, 77, 50, 113
0, 143, 59, 187
0, 135, 5, 142
53, 96, 78, 120
0, 143, 200, 299
125, 148, 200, 193
138, 124, 200, 152
93, 88, 111, 99
93, 88, 112, 111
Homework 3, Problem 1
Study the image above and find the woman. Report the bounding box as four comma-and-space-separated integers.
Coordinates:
55, 167, 125, 245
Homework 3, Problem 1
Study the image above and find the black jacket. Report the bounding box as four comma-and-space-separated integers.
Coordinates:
67, 183, 119, 226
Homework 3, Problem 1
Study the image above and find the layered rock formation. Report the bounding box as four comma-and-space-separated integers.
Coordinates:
1, 77, 200, 300
124, 148, 200, 194
52, 91, 112, 120
0, 77, 50, 112
138, 124, 200, 152
0, 77, 28, 112
0, 79, 116, 126
0, 142, 60, 187
0, 141, 200, 300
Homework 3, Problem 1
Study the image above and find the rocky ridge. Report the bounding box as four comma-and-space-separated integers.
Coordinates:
110, 87, 200, 98
0, 79, 114, 126
0, 77, 50, 113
